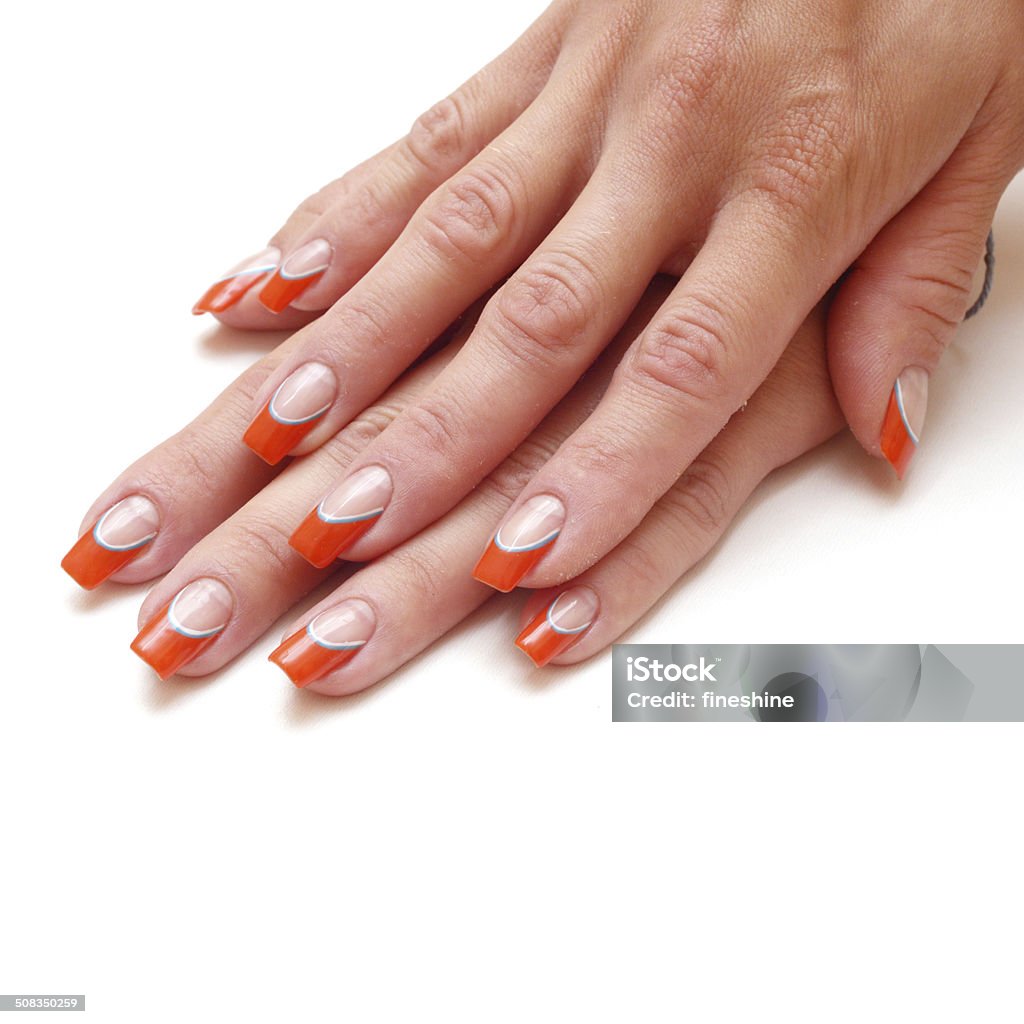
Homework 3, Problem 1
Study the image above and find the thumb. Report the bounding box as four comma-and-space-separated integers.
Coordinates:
827, 135, 1008, 479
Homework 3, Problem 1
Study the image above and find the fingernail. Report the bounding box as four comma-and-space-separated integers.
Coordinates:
515, 587, 599, 667
472, 495, 565, 592
881, 366, 929, 480
192, 247, 280, 315
258, 239, 332, 313
61, 495, 160, 590
269, 599, 376, 688
289, 466, 393, 568
243, 362, 337, 465
130, 578, 232, 680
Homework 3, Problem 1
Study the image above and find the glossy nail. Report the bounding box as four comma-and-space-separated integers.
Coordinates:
473, 495, 565, 592
258, 239, 332, 313
243, 362, 337, 465
515, 587, 599, 667
269, 600, 376, 688
61, 495, 160, 590
881, 366, 929, 480
290, 466, 393, 568
130, 578, 232, 680
192, 247, 279, 315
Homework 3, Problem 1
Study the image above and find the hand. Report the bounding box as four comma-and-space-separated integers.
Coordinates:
186, 0, 1022, 595
64, 279, 842, 688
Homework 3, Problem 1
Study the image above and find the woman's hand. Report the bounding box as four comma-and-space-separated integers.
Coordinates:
188, 0, 1022, 594
64, 279, 842, 689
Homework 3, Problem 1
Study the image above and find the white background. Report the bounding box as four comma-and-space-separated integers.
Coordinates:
2, 1, 1022, 1020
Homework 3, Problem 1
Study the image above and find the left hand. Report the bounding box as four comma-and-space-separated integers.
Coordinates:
215, 0, 1023, 591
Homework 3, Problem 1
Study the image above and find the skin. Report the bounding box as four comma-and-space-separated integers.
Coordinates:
71, 0, 1023, 687
214, 0, 1022, 589
86, 280, 840, 694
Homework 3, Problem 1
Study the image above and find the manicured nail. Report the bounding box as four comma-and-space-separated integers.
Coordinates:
61, 495, 160, 590
130, 578, 232, 680
192, 247, 280, 315
290, 466, 393, 568
258, 239, 332, 313
243, 362, 337, 465
473, 495, 565, 592
269, 599, 376, 688
515, 587, 599, 667
881, 366, 929, 480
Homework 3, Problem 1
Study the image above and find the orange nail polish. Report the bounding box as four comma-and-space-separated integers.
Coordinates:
61, 495, 160, 590
289, 466, 392, 568
258, 239, 331, 313
269, 601, 375, 688
243, 362, 336, 465
192, 248, 279, 315
472, 495, 564, 592
130, 579, 232, 680
881, 368, 928, 480
515, 588, 598, 667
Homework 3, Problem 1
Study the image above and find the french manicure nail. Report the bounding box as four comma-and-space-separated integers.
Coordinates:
130, 578, 233, 680
881, 366, 929, 480
515, 587, 599, 667
192, 247, 280, 315
243, 362, 337, 465
61, 495, 160, 590
258, 239, 332, 313
269, 599, 376, 688
472, 495, 565, 592
289, 466, 393, 568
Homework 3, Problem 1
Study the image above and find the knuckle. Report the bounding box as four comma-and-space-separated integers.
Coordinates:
352, 176, 393, 228
333, 294, 392, 342
616, 535, 672, 591
406, 94, 469, 172
650, 14, 733, 121
385, 543, 448, 603
746, 95, 855, 218
323, 402, 405, 469
489, 252, 600, 363
156, 433, 228, 505
400, 399, 464, 459
485, 437, 560, 503
219, 511, 299, 581
632, 299, 731, 403
662, 457, 732, 536
420, 164, 517, 264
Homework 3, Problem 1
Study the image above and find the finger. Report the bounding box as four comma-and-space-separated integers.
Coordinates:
239, 84, 598, 466
269, 283, 681, 693
60, 303, 467, 590
470, 188, 852, 591
827, 130, 1013, 479
192, 10, 565, 329
126, 335, 466, 679
287, 154, 681, 568
131, 279, 663, 681
513, 305, 844, 666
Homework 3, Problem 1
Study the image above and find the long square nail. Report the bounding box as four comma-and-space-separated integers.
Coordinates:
61, 495, 160, 590
515, 587, 598, 667
193, 248, 280, 315
258, 239, 332, 313
473, 495, 564, 592
289, 466, 392, 567
269, 600, 375, 688
130, 578, 232, 680
243, 362, 337, 465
